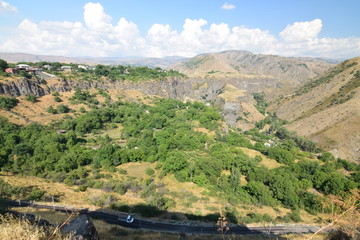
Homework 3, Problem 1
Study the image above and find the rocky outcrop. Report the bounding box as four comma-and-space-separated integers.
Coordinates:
0, 76, 72, 97
0, 78, 48, 97
60, 214, 99, 240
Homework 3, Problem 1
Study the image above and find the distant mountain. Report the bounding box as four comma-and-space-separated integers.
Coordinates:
270, 57, 360, 162
172, 50, 335, 84
0, 52, 188, 68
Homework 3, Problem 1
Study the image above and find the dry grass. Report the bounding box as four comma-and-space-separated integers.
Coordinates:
194, 127, 216, 137
9, 207, 73, 225
0, 213, 72, 240
218, 84, 247, 101
283, 233, 325, 240
239, 147, 283, 169
117, 162, 153, 179
0, 172, 105, 210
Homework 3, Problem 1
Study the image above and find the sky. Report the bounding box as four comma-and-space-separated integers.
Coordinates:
0, 0, 360, 59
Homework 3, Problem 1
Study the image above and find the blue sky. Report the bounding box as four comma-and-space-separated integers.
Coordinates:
1, 0, 360, 58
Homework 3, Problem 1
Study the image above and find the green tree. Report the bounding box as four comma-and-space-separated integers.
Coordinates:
162, 151, 188, 173
57, 104, 70, 113
0, 96, 19, 110
25, 95, 37, 103
0, 59, 8, 71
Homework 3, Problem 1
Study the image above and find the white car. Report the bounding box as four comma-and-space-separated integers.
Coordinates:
126, 214, 134, 224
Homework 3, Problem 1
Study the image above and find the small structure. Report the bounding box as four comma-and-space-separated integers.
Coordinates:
16, 64, 30, 71
5, 68, 18, 74
56, 130, 67, 134
61, 66, 72, 71
78, 65, 88, 70
42, 65, 52, 70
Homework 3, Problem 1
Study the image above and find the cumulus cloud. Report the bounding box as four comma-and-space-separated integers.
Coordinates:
0, 2, 359, 59
280, 19, 322, 42
83, 2, 112, 31
0, 0, 17, 12
221, 3, 236, 10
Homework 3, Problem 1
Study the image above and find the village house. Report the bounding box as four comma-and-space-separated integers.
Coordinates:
16, 64, 30, 71
61, 66, 72, 71
78, 65, 88, 70
5, 68, 18, 74
42, 64, 52, 70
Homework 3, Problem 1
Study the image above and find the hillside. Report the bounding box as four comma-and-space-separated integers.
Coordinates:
172, 50, 335, 84
270, 57, 360, 162
0, 93, 358, 228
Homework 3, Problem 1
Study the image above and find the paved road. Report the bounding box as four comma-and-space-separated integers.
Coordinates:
1, 199, 320, 235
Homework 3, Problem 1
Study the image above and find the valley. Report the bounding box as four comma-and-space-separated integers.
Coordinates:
0, 51, 358, 240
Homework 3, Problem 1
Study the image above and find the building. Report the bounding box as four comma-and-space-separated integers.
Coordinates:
61, 66, 72, 71
16, 64, 30, 71
5, 68, 18, 74
42, 65, 52, 70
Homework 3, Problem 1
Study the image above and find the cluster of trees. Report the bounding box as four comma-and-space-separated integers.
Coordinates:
0, 96, 358, 220
0, 59, 9, 71
23, 61, 186, 82
90, 65, 186, 82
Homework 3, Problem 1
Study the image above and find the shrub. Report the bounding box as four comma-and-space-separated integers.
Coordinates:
145, 168, 155, 176
54, 96, 62, 102
47, 106, 57, 114
25, 95, 37, 103
0, 96, 19, 110
78, 185, 87, 192
118, 169, 127, 174
26, 189, 45, 201
57, 104, 70, 113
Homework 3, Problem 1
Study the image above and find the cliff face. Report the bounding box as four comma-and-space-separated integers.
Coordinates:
0, 75, 267, 128
0, 77, 71, 97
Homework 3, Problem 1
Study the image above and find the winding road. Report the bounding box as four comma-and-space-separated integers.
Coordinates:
1, 199, 320, 235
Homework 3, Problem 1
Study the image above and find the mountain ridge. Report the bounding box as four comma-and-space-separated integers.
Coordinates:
172, 50, 335, 84
0, 52, 188, 68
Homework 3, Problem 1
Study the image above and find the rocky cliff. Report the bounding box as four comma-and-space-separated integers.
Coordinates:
0, 73, 269, 128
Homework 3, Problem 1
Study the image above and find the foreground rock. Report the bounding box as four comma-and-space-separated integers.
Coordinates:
61, 214, 99, 240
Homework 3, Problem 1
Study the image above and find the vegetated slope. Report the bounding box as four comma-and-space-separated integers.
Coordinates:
0, 93, 359, 228
271, 57, 360, 162
172, 50, 334, 83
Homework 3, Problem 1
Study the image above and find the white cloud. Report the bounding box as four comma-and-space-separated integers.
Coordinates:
221, 3, 236, 10
0, 2, 359, 60
280, 19, 322, 42
83, 2, 112, 31
0, 0, 17, 12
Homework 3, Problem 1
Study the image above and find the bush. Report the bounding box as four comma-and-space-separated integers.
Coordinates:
54, 96, 62, 102
47, 106, 57, 114
118, 169, 127, 175
78, 185, 87, 192
26, 189, 45, 201
57, 104, 70, 113
0, 96, 19, 110
278, 209, 302, 223
145, 168, 155, 176
25, 95, 37, 103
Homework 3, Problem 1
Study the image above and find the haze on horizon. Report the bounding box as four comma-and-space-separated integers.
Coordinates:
0, 0, 360, 59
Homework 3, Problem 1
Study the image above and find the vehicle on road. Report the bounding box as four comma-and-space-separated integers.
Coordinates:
126, 214, 134, 224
